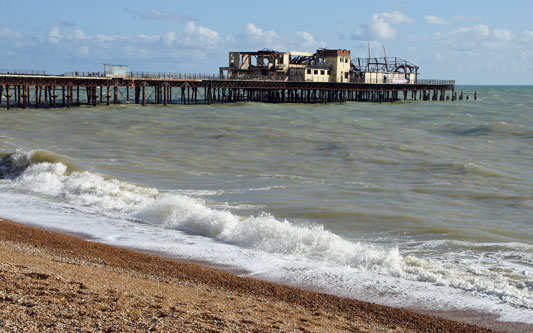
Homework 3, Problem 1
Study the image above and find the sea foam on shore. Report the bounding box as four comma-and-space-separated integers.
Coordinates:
1, 150, 532, 326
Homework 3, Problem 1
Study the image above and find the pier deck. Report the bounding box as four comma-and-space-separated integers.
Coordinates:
0, 73, 460, 109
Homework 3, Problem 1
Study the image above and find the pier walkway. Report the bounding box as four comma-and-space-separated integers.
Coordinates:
0, 72, 460, 109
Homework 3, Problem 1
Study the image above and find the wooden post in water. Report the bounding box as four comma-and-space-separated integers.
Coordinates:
5, 85, 10, 110
474, 91, 477, 100
21, 85, 26, 109
142, 86, 146, 106
52, 86, 57, 108
66, 85, 71, 108
106, 86, 110, 106
76, 86, 80, 106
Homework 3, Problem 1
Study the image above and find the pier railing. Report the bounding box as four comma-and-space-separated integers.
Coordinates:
416, 79, 455, 85
64, 71, 104, 77
0, 69, 46, 75
1, 70, 455, 87
129, 72, 218, 80
220, 75, 455, 85
63, 71, 218, 80
221, 74, 292, 81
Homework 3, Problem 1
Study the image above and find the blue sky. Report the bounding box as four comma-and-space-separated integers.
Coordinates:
1, 0, 533, 84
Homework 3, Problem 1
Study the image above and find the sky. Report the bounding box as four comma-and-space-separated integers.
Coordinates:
1, 0, 533, 84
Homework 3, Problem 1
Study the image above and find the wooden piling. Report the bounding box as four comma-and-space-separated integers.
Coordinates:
52, 86, 56, 108
6, 85, 10, 110
21, 85, 26, 109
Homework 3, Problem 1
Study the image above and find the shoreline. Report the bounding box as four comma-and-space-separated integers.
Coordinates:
0, 218, 523, 332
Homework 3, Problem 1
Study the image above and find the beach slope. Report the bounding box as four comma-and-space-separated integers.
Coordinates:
0, 218, 490, 332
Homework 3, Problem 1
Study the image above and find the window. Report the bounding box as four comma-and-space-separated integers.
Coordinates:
314, 70, 318, 74
345, 72, 349, 79
307, 69, 311, 74
321, 70, 325, 75
340, 57, 343, 62
345, 58, 349, 63
327, 70, 331, 75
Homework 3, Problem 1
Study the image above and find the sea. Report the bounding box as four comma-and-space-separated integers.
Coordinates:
1, 85, 531, 328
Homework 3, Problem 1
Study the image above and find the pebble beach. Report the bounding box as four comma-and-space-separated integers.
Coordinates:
0, 218, 494, 332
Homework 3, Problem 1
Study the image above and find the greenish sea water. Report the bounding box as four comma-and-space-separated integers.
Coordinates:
1, 85, 531, 326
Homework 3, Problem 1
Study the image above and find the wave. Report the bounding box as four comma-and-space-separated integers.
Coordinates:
438, 122, 533, 139
3, 150, 532, 309
0, 150, 80, 179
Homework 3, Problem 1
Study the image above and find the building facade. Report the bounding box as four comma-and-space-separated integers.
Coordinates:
220, 49, 419, 84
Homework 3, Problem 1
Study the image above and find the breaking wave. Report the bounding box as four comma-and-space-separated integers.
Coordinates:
3, 150, 532, 310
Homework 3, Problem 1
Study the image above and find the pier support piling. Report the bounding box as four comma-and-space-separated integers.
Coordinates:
6, 85, 10, 110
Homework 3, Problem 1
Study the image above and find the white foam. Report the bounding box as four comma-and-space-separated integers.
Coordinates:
1, 156, 532, 323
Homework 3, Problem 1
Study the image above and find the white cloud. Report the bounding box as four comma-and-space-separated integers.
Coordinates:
295, 31, 325, 49
179, 21, 219, 48
493, 28, 513, 41
163, 32, 177, 46
47, 26, 87, 44
378, 11, 414, 24
436, 24, 515, 51
523, 31, 533, 39
48, 26, 61, 44
228, 23, 283, 50
425, 15, 448, 25
0, 27, 23, 39
353, 11, 413, 41
65, 29, 86, 41
244, 23, 279, 44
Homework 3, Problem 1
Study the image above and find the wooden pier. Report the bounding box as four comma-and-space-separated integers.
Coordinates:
0, 72, 460, 109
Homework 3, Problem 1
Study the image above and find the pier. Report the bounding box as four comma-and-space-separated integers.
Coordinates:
0, 47, 470, 109
0, 71, 460, 109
